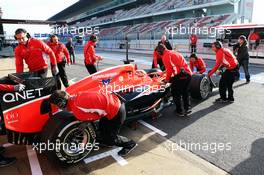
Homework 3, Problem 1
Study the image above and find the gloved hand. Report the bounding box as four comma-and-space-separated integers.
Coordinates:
51, 65, 59, 76
14, 84, 26, 92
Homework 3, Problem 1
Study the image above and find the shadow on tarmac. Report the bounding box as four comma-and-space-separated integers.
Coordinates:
229, 138, 264, 175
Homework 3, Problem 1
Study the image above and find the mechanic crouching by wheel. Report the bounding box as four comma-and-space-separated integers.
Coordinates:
14, 28, 58, 78
48, 35, 71, 89
49, 90, 137, 157
84, 35, 103, 75
208, 41, 239, 103
0, 83, 25, 167
156, 44, 193, 117
189, 53, 206, 74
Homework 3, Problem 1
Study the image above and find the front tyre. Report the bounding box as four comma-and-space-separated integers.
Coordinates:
40, 111, 97, 164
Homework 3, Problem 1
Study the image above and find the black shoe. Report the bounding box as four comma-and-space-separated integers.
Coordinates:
0, 146, 5, 154
215, 98, 228, 103
227, 98, 235, 103
118, 142, 138, 157
185, 109, 192, 116
176, 111, 185, 117
0, 155, 16, 167
246, 80, 250, 84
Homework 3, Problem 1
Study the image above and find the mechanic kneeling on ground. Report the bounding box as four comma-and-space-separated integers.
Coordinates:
0, 83, 25, 167
49, 90, 137, 157
156, 44, 193, 117
208, 41, 239, 103
48, 35, 71, 89
189, 53, 206, 74
14, 28, 58, 78
84, 34, 103, 75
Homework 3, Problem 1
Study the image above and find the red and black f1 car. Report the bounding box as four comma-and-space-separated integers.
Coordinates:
0, 64, 212, 163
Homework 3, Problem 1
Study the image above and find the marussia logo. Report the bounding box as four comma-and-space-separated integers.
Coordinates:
101, 79, 112, 85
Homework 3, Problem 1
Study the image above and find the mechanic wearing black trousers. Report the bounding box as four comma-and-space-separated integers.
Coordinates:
49, 90, 137, 157
156, 44, 193, 117
208, 41, 239, 103
0, 83, 25, 167
66, 37, 76, 64
236, 35, 250, 83
48, 35, 71, 89
84, 35, 103, 75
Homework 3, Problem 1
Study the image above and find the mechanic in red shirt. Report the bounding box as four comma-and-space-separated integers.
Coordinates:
152, 48, 165, 71
208, 41, 239, 103
248, 31, 260, 50
48, 35, 71, 89
189, 53, 206, 74
156, 44, 192, 117
190, 34, 198, 53
84, 35, 103, 75
0, 83, 25, 167
49, 90, 137, 157
14, 28, 58, 78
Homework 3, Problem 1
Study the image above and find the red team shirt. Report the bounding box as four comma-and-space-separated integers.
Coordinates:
208, 48, 238, 77
162, 50, 192, 81
67, 91, 121, 121
15, 38, 57, 73
84, 41, 101, 65
47, 42, 71, 64
190, 57, 206, 74
0, 84, 15, 91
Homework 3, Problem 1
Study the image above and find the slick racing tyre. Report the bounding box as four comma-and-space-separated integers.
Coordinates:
40, 111, 97, 164
190, 74, 212, 100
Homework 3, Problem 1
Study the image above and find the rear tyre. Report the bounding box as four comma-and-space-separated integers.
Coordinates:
40, 111, 97, 164
190, 74, 212, 100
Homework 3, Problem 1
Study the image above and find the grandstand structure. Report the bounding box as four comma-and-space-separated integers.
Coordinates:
49, 0, 257, 54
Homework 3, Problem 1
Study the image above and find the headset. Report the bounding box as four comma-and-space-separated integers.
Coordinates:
55, 97, 67, 109
89, 34, 98, 43
190, 53, 198, 60
49, 34, 59, 43
14, 28, 31, 40
50, 95, 67, 109
213, 41, 223, 49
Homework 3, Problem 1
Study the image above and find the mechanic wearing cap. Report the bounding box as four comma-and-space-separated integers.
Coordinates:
84, 35, 103, 75
48, 35, 71, 89
189, 53, 206, 74
49, 90, 137, 157
14, 28, 58, 78
156, 44, 193, 117
208, 41, 239, 103
0, 83, 25, 167
236, 35, 250, 83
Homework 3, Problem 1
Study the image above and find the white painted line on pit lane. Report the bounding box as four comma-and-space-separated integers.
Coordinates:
109, 148, 128, 166
26, 145, 43, 175
2, 143, 13, 148
138, 120, 168, 137
84, 147, 128, 166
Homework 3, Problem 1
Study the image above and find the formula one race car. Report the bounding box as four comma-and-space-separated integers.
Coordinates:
0, 64, 212, 164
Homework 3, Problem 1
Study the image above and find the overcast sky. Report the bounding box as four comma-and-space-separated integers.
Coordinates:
1, 0, 263, 36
